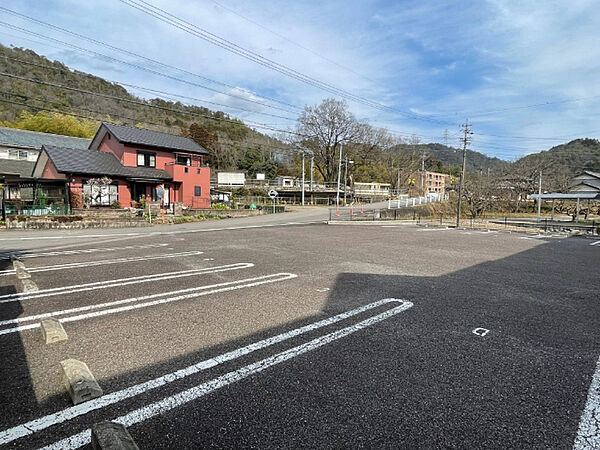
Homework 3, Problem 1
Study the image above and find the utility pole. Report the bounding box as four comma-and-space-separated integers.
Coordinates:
456, 119, 472, 227
420, 151, 425, 195
301, 151, 305, 206
336, 143, 343, 207
537, 170, 542, 220
343, 157, 348, 205
310, 155, 314, 192
443, 129, 449, 147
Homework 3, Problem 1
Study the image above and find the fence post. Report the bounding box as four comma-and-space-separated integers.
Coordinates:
329, 208, 332, 222
413, 210, 416, 221
544, 218, 548, 233
504, 217, 507, 228
394, 209, 397, 220
440, 214, 443, 225
592, 220, 596, 235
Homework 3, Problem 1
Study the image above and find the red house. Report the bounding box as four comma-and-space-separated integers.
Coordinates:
32, 122, 211, 209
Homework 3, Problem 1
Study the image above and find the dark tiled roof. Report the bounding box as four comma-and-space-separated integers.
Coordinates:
0, 159, 35, 177
42, 146, 172, 180
102, 122, 209, 155
583, 179, 600, 189
0, 127, 91, 149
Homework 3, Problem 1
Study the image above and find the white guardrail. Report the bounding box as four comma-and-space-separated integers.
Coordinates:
387, 195, 448, 209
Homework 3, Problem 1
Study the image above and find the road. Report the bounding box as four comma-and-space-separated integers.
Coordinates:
0, 213, 599, 449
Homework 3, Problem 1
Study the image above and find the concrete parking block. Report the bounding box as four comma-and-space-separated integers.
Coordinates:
13, 261, 31, 279
40, 318, 68, 344
60, 359, 103, 405
20, 278, 39, 292
91, 421, 139, 450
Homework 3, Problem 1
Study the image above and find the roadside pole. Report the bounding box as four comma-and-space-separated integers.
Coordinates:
301, 153, 305, 206
456, 119, 472, 228
336, 143, 343, 207
269, 189, 278, 214
537, 170, 542, 220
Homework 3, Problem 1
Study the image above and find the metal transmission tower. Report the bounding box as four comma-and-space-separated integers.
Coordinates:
443, 129, 450, 147
456, 120, 473, 227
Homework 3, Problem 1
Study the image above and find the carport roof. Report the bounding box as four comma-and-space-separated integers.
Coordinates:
530, 193, 599, 199
0, 159, 35, 177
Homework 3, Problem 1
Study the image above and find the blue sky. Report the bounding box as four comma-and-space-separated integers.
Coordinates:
1, 0, 599, 160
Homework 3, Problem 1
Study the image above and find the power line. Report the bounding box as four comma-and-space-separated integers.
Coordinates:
0, 6, 302, 113
0, 52, 441, 142
119, 0, 456, 125
0, 16, 445, 141
210, 0, 375, 84
424, 95, 600, 119
0, 58, 298, 122
0, 93, 310, 156
0, 90, 307, 137
0, 20, 299, 116
0, 72, 297, 130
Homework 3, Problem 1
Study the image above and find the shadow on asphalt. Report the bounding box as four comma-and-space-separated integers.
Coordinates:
2, 237, 600, 448
0, 251, 39, 428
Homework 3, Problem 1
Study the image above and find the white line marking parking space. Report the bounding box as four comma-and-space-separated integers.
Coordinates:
0, 273, 298, 336
574, 355, 600, 449
590, 241, 600, 246
0, 221, 324, 242
0, 298, 411, 446
0, 263, 253, 304
33, 299, 413, 450
0, 243, 169, 260
0, 251, 204, 276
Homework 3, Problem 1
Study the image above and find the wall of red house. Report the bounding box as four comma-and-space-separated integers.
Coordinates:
65, 175, 131, 206
41, 161, 67, 179
97, 133, 210, 208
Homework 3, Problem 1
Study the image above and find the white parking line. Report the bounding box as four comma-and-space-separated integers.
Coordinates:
0, 298, 411, 446
37, 299, 413, 450
574, 355, 600, 449
0, 251, 204, 276
0, 221, 324, 242
0, 273, 297, 336
590, 241, 600, 246
0, 263, 254, 304
0, 243, 168, 260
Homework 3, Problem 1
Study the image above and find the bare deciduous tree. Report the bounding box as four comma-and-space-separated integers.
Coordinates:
295, 99, 363, 182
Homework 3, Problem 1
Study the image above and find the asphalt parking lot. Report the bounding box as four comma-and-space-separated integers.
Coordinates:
0, 220, 599, 449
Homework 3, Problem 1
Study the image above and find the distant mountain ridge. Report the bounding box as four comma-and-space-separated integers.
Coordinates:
417, 143, 510, 174
511, 138, 600, 177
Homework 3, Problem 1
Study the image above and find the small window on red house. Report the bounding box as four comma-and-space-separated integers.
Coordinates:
194, 186, 201, 196
137, 151, 156, 167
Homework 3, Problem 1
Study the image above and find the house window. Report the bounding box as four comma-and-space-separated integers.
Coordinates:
194, 186, 202, 196
137, 151, 156, 167
176, 154, 191, 166
83, 182, 119, 206
8, 149, 28, 160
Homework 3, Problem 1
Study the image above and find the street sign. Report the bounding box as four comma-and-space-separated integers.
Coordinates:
268, 189, 278, 199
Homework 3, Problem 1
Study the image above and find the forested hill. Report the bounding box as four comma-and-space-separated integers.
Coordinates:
416, 143, 510, 174
0, 44, 278, 147
512, 138, 600, 177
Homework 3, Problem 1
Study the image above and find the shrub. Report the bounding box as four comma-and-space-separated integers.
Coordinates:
211, 202, 230, 210
110, 200, 122, 209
